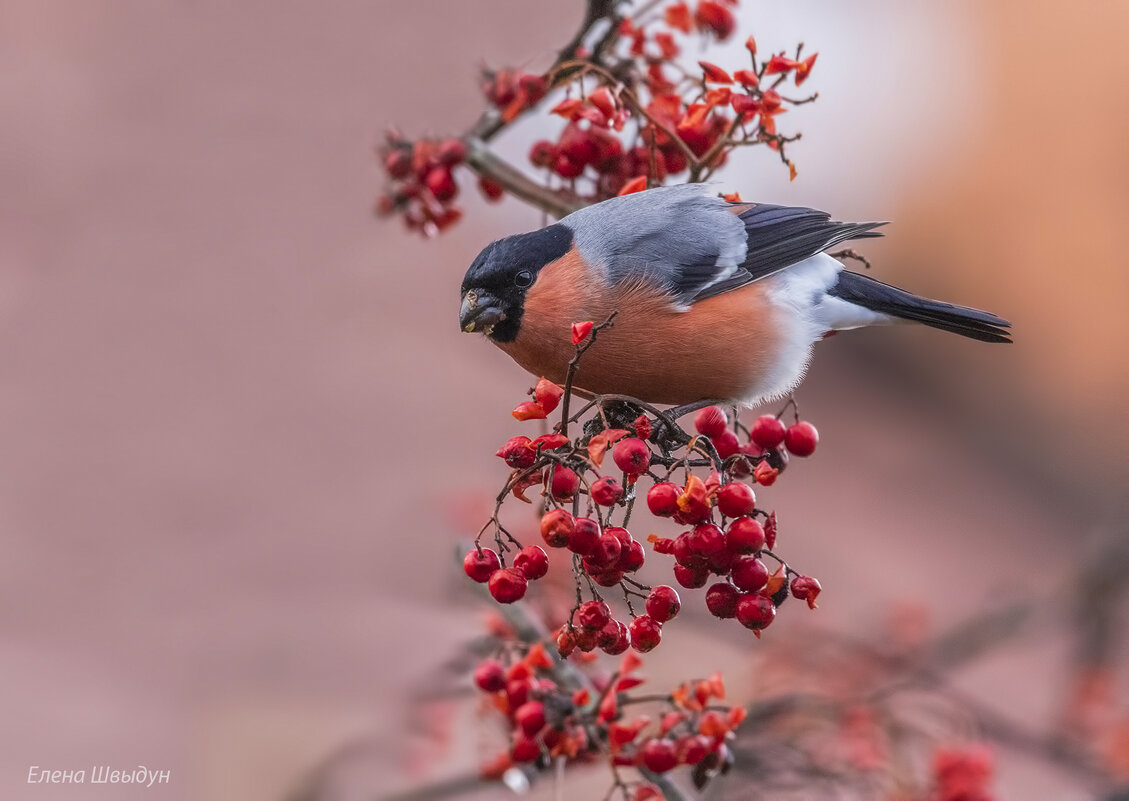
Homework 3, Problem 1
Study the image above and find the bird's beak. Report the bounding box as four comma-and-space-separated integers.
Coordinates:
460, 289, 506, 336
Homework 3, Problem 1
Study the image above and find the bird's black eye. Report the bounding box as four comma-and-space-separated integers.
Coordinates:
514, 270, 533, 288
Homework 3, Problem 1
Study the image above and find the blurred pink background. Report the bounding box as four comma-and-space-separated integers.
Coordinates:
1, 1, 1126, 799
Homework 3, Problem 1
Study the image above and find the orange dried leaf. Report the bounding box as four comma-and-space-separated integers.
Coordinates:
534, 377, 564, 413
795, 53, 818, 85
512, 401, 547, 421
550, 98, 583, 118
618, 175, 648, 196
664, 2, 693, 33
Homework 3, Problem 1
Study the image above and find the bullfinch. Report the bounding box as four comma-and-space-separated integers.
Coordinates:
458, 183, 1010, 407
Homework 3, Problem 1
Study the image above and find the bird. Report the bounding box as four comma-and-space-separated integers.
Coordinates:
458, 183, 1010, 408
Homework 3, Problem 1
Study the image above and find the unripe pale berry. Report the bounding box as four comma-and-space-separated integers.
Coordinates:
514, 545, 549, 580
784, 421, 819, 457
645, 585, 681, 622
463, 548, 500, 583
489, 567, 528, 603
730, 556, 769, 592
750, 415, 786, 449
613, 437, 652, 476
540, 509, 575, 548
694, 406, 728, 438
629, 615, 663, 652
705, 582, 740, 618
647, 482, 680, 516
717, 482, 756, 517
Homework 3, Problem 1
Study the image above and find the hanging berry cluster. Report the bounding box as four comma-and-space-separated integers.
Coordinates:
473, 639, 748, 795
376, 0, 819, 235
464, 316, 822, 670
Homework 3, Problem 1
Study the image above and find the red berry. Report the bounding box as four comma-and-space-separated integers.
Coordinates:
647, 483, 680, 517
730, 556, 769, 592
726, 517, 766, 553
705, 582, 740, 618
589, 532, 623, 567
437, 138, 468, 165
678, 734, 712, 765
736, 593, 776, 630
750, 415, 786, 449
706, 546, 736, 575
784, 421, 819, 457
496, 435, 536, 469
629, 615, 663, 652
489, 568, 528, 603
529, 139, 557, 168
612, 438, 651, 476
634, 414, 652, 440
514, 545, 549, 580
576, 600, 611, 630
383, 148, 412, 179
672, 532, 705, 568
553, 152, 584, 178
591, 476, 624, 506
690, 523, 725, 555
511, 734, 540, 763
597, 619, 631, 655
673, 563, 709, 589
712, 430, 740, 459
463, 548, 500, 583
506, 678, 530, 708
591, 567, 626, 587
574, 626, 599, 652
640, 738, 678, 772
645, 585, 681, 622
568, 516, 601, 556
617, 538, 646, 572
541, 509, 575, 548
556, 628, 577, 658
425, 166, 457, 202
473, 659, 506, 692
550, 466, 580, 500
717, 482, 756, 517
478, 176, 505, 201
790, 575, 822, 609
514, 701, 546, 736
694, 406, 728, 438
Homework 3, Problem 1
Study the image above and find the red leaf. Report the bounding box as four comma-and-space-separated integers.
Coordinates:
512, 401, 547, 421
795, 53, 818, 85
765, 54, 798, 75
744, 35, 758, 55
530, 433, 568, 451
733, 69, 759, 88
571, 320, 595, 345
698, 61, 733, 84
620, 651, 644, 674
653, 32, 679, 60
723, 191, 743, 203
550, 98, 583, 118
588, 87, 617, 118
664, 2, 692, 33
615, 675, 646, 692
618, 176, 648, 196
534, 377, 564, 414
704, 87, 732, 107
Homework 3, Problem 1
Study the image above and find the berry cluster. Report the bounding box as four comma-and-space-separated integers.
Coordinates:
375, 131, 504, 235
473, 642, 746, 795
464, 318, 822, 663
377, 0, 819, 234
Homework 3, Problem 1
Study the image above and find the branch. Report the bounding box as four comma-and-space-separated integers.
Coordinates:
465, 138, 583, 219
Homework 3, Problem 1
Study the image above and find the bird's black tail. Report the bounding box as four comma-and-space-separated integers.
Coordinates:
829, 270, 1012, 343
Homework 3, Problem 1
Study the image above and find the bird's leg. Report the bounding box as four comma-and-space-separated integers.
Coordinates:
649, 399, 725, 447
664, 399, 724, 421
